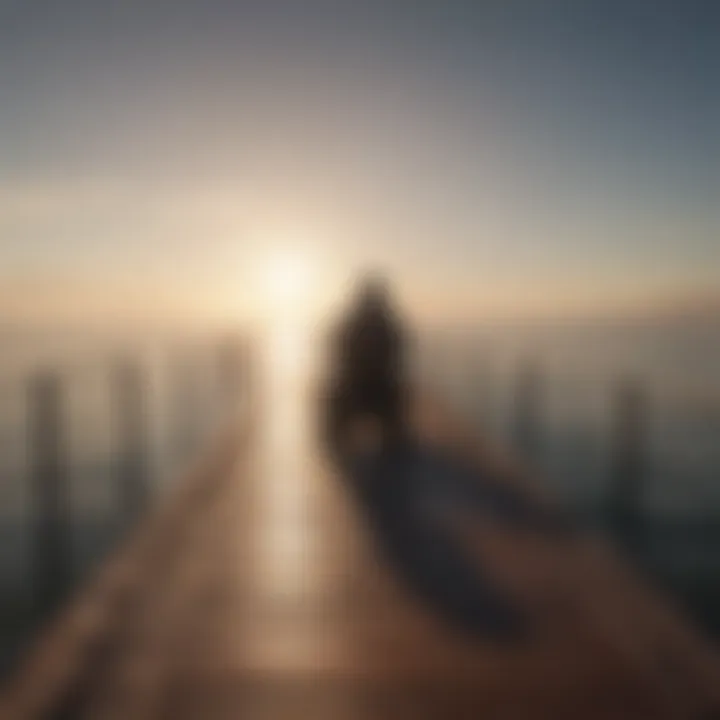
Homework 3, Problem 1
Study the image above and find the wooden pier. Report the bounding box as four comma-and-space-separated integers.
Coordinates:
1, 373, 719, 719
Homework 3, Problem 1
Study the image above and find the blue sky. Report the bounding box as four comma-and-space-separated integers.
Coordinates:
0, 0, 718, 324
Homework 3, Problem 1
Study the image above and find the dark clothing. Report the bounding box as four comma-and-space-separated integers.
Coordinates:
325, 300, 409, 454
335, 303, 404, 389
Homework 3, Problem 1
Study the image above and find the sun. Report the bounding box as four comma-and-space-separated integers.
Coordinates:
257, 249, 319, 380
262, 252, 312, 303
256, 249, 321, 324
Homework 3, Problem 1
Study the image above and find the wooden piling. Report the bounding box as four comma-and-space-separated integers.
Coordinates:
28, 371, 71, 613
114, 360, 149, 525
216, 337, 245, 418
512, 358, 542, 458
609, 378, 647, 550
468, 346, 490, 428
171, 352, 200, 460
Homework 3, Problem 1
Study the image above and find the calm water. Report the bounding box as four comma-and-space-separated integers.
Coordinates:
422, 319, 720, 514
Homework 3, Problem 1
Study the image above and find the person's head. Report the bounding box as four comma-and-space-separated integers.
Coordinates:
356, 272, 391, 310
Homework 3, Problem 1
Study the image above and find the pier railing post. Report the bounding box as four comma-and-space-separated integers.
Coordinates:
28, 371, 71, 613
172, 352, 199, 462
608, 378, 647, 551
512, 358, 542, 459
469, 348, 489, 428
114, 360, 149, 526
216, 337, 245, 421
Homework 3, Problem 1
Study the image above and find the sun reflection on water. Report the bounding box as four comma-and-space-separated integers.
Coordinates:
257, 320, 315, 597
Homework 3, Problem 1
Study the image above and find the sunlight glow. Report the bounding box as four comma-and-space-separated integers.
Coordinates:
260, 250, 316, 318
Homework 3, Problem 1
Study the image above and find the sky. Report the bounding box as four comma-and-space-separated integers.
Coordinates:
0, 0, 718, 326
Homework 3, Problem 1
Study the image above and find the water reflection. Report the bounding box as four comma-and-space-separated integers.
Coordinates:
257, 322, 312, 597
240, 321, 354, 671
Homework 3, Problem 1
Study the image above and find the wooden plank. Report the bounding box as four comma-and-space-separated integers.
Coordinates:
0, 425, 248, 720
1, 392, 719, 719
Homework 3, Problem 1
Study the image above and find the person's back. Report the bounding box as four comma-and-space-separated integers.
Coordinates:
325, 275, 409, 455
336, 296, 402, 389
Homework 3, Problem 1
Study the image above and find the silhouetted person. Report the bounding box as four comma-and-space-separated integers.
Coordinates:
323, 276, 572, 643
325, 273, 409, 457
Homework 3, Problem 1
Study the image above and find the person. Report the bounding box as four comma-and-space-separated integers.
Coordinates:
324, 279, 528, 640
324, 273, 409, 458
